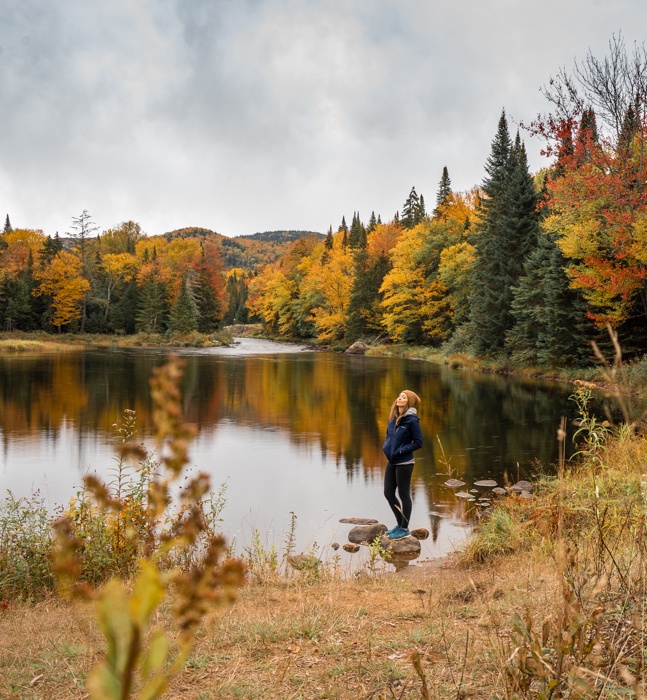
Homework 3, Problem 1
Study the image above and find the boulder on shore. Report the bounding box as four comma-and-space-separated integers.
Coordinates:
345, 341, 370, 355
510, 480, 534, 494
287, 553, 321, 571
348, 523, 387, 544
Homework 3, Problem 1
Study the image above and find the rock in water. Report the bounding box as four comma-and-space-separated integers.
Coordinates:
410, 528, 429, 540
379, 534, 421, 561
348, 523, 387, 544
339, 517, 379, 525
454, 491, 472, 499
342, 543, 360, 553
510, 480, 534, 493
444, 478, 466, 488
492, 487, 507, 496
345, 341, 370, 355
474, 479, 498, 488
330, 542, 340, 550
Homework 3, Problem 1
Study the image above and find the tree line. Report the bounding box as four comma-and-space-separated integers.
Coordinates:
249, 36, 647, 363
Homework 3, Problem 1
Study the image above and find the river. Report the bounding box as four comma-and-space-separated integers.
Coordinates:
0, 338, 583, 566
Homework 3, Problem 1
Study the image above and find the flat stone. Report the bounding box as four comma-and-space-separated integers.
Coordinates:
342, 543, 360, 553
410, 528, 429, 540
474, 479, 498, 488
469, 489, 479, 493
345, 341, 370, 354
455, 491, 472, 499
510, 480, 534, 493
492, 487, 507, 496
444, 479, 466, 489
379, 534, 421, 561
339, 517, 379, 525
429, 511, 450, 518
287, 553, 321, 570
348, 523, 387, 544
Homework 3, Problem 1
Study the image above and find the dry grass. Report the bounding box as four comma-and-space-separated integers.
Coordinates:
0, 554, 567, 700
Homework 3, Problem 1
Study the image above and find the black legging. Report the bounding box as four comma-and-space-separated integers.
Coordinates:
384, 462, 414, 529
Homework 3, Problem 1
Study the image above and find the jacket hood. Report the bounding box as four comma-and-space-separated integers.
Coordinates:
401, 407, 418, 418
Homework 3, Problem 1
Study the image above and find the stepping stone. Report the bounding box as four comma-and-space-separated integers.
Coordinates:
339, 517, 379, 525
348, 523, 387, 544
444, 479, 466, 489
474, 479, 498, 488
343, 543, 360, 553
469, 489, 479, 493
379, 533, 421, 562
410, 528, 429, 540
455, 491, 472, 499
492, 487, 507, 496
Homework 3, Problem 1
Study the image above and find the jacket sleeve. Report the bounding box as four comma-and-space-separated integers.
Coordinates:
397, 418, 423, 456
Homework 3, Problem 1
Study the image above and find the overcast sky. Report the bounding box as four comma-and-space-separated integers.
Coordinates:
2, 1, 647, 238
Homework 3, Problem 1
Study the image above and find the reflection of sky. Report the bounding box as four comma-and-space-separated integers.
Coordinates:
0, 416, 469, 563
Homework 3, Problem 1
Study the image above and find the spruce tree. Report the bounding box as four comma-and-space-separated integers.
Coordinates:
349, 212, 366, 249
136, 277, 168, 333
169, 277, 198, 334
433, 167, 452, 217
469, 111, 514, 354
367, 211, 377, 233
507, 232, 591, 365
401, 187, 421, 229
3, 214, 12, 234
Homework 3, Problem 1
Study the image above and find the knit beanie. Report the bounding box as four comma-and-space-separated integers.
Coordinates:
403, 390, 420, 409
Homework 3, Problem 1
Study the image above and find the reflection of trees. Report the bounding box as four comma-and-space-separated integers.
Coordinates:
1, 352, 582, 496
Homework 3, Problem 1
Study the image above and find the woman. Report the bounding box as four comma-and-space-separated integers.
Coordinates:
382, 390, 422, 540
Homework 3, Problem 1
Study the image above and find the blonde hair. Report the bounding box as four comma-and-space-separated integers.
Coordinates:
388, 390, 421, 424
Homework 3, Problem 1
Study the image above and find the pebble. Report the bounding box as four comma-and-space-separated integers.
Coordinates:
342, 543, 360, 553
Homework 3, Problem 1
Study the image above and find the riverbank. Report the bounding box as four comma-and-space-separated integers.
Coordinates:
0, 329, 236, 353
2, 424, 645, 698
366, 343, 647, 398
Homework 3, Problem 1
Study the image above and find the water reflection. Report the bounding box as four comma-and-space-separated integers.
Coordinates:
0, 339, 584, 562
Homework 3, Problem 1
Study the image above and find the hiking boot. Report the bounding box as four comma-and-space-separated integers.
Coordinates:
388, 527, 410, 540
385, 525, 400, 536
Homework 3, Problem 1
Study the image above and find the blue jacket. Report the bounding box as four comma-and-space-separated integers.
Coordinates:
382, 407, 422, 465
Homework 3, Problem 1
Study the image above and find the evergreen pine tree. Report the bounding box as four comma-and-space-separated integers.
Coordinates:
3, 214, 12, 234
401, 187, 421, 229
349, 212, 366, 249
169, 277, 198, 334
469, 111, 514, 354
367, 211, 377, 233
433, 167, 452, 217
575, 108, 599, 165
136, 277, 168, 333
507, 232, 591, 365
222, 273, 249, 326
325, 226, 333, 250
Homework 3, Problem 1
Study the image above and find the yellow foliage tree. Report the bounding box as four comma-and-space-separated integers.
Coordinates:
34, 251, 91, 329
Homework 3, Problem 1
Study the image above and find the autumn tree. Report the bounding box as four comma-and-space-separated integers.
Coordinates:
34, 251, 91, 330
531, 34, 647, 332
